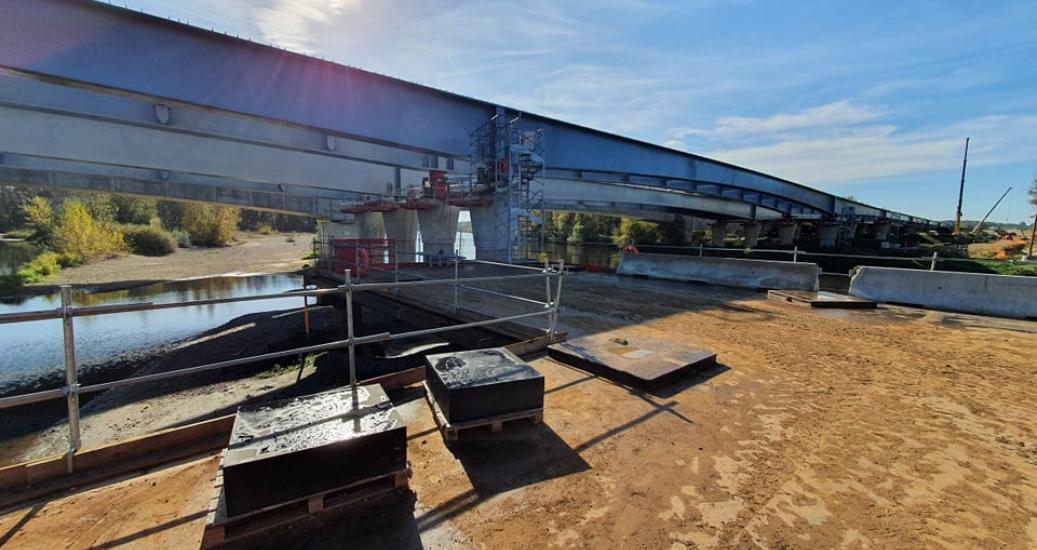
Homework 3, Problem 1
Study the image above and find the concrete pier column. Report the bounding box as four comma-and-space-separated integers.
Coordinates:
776, 222, 798, 246
842, 222, 859, 242
356, 212, 385, 239
742, 222, 762, 248
818, 222, 839, 248
383, 209, 417, 260
417, 202, 459, 259
469, 203, 509, 261
873, 220, 891, 241
710, 221, 728, 247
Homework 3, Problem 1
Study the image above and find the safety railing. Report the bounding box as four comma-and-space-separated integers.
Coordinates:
0, 261, 565, 473
537, 239, 1027, 277
653, 243, 1026, 276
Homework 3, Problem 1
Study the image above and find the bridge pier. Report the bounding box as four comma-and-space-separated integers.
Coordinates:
817, 222, 839, 248
742, 222, 762, 248
776, 222, 798, 246
383, 210, 417, 261
469, 204, 507, 261
710, 221, 727, 247
357, 212, 385, 240
418, 202, 459, 259
873, 220, 891, 241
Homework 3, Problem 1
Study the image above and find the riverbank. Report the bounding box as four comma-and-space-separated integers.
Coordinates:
9, 232, 312, 298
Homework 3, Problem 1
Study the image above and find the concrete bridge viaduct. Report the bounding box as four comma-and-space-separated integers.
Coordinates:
0, 0, 938, 260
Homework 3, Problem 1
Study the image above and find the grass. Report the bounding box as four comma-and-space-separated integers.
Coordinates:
258, 353, 319, 379
0, 251, 79, 294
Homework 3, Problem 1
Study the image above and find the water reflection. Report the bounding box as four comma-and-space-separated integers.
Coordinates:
449, 231, 621, 270
0, 274, 303, 390
0, 240, 39, 276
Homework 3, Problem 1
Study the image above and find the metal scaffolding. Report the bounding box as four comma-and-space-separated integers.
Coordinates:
470, 114, 546, 262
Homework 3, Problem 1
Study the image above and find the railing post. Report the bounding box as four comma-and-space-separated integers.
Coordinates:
930, 251, 939, 271
544, 256, 552, 308
302, 287, 311, 341
549, 260, 564, 341
793, 245, 799, 263
60, 285, 81, 473
452, 252, 460, 312
698, 242, 703, 257
344, 271, 358, 411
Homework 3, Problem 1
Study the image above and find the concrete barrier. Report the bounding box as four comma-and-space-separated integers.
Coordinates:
849, 266, 1037, 320
617, 253, 819, 291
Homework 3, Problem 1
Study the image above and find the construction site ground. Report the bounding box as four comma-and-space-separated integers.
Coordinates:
2, 271, 1037, 548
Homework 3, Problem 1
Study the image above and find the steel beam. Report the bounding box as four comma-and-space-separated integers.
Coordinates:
0, 0, 938, 226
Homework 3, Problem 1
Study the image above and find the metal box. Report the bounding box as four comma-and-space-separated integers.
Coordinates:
425, 348, 544, 424
222, 384, 406, 517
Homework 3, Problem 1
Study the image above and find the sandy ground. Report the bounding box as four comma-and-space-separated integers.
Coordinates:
31, 232, 312, 289
3, 271, 1037, 548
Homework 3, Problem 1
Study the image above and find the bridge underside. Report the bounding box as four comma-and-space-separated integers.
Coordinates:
0, 0, 939, 261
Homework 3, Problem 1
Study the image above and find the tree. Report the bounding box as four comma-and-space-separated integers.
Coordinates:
21, 196, 54, 244
612, 218, 661, 246
113, 195, 158, 225
54, 200, 125, 261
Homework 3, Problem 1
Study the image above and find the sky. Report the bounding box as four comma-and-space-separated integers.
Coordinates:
121, 0, 1037, 223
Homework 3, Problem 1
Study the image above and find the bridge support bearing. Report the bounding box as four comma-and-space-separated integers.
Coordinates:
469, 203, 508, 261
418, 202, 459, 259
383, 210, 417, 261
742, 222, 763, 248
776, 222, 798, 246
817, 222, 839, 249
710, 221, 728, 247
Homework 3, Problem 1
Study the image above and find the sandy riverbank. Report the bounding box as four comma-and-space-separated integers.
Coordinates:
17, 232, 313, 296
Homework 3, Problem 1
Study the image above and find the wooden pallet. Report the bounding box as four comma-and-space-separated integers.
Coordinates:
421, 382, 543, 442
201, 451, 411, 548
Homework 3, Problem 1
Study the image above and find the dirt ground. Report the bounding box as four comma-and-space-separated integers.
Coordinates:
3, 272, 1037, 548
30, 232, 312, 289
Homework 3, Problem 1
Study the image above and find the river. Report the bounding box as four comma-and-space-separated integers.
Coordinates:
0, 270, 303, 391
0, 232, 621, 391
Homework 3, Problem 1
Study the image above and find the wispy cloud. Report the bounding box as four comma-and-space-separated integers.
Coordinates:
253, 0, 360, 54
701, 115, 1037, 187
669, 100, 884, 141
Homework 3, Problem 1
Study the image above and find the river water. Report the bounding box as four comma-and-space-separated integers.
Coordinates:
0, 270, 303, 391
0, 232, 620, 391
0, 240, 38, 276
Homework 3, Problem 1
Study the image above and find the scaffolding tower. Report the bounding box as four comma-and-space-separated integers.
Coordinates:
469, 114, 545, 262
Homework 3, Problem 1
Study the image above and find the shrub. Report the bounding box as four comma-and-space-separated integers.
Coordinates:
54, 200, 125, 261
122, 224, 177, 256
13, 251, 76, 284
181, 203, 240, 247
256, 223, 275, 235
170, 229, 192, 248
113, 195, 159, 225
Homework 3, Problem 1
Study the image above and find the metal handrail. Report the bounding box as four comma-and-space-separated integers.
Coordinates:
0, 260, 566, 473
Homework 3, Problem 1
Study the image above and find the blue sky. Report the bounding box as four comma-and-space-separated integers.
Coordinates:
122, 0, 1037, 223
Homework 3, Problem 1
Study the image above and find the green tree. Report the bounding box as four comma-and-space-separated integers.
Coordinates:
113, 195, 159, 225
80, 193, 118, 223
21, 196, 54, 244
612, 218, 661, 246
